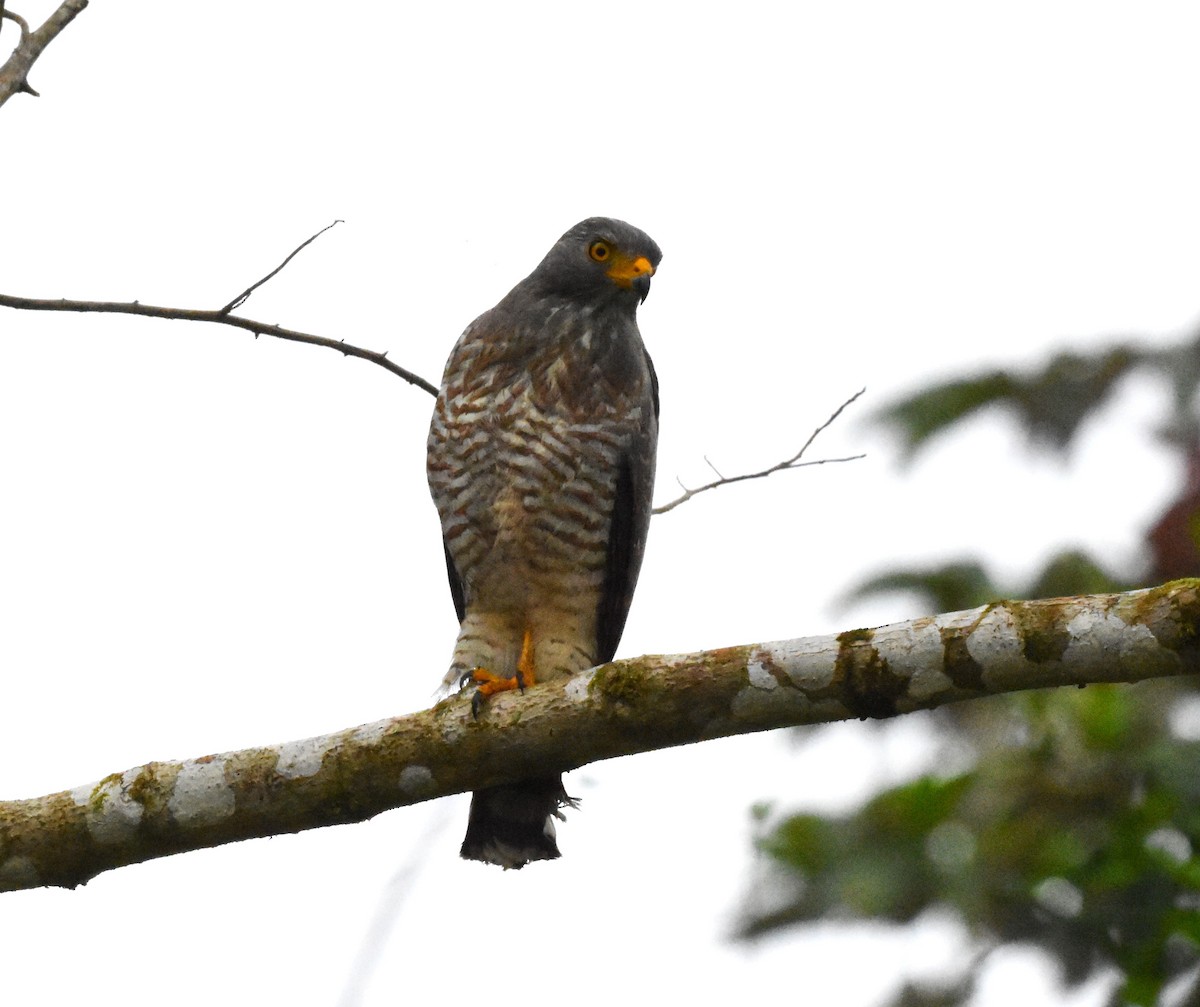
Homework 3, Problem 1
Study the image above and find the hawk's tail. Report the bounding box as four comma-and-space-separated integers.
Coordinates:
460, 775, 579, 869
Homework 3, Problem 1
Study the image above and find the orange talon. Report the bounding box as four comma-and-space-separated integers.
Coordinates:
468, 668, 518, 697
467, 630, 537, 718
517, 628, 536, 691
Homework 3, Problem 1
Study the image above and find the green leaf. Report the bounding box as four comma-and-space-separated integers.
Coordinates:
1026, 550, 1129, 599
874, 372, 1017, 459
873, 344, 1144, 461
843, 562, 1000, 613
863, 774, 974, 836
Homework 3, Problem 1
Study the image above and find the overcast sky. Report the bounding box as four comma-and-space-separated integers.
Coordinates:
3, 3, 1200, 1005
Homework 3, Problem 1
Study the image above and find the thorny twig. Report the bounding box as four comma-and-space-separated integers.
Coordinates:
652, 389, 867, 515
0, 0, 88, 107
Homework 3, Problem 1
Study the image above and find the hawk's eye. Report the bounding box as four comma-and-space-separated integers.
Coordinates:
588, 240, 611, 262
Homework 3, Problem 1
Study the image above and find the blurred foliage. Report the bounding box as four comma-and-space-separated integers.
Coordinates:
744, 680, 1200, 1006
740, 325, 1200, 1006
845, 550, 1131, 616
875, 332, 1200, 461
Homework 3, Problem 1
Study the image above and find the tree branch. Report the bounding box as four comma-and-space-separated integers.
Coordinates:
652, 388, 867, 514
0, 219, 441, 395
219, 219, 344, 315
0, 0, 88, 107
1, 234, 863, 513
3, 580, 1197, 893
0, 292, 439, 395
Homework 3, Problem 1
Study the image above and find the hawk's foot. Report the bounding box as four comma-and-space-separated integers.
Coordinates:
464, 630, 537, 719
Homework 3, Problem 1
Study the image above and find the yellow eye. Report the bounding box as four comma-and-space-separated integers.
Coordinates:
588, 240, 611, 262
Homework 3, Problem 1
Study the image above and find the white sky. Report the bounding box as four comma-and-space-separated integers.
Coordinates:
2, 3, 1199, 1005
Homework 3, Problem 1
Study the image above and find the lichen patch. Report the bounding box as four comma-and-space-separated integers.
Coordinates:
1065, 607, 1160, 677
875, 619, 950, 702
169, 758, 236, 828
731, 683, 810, 723
275, 738, 332, 780
398, 765, 435, 797
746, 659, 778, 691
565, 668, 596, 702
76, 768, 145, 844
352, 720, 393, 747
966, 604, 1035, 689
764, 636, 838, 690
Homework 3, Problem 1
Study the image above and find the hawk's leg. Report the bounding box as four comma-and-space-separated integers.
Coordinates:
465, 628, 536, 718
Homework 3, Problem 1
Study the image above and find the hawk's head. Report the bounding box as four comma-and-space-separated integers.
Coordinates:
529, 217, 662, 307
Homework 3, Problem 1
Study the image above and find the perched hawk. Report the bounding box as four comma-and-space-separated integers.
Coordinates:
427, 217, 661, 868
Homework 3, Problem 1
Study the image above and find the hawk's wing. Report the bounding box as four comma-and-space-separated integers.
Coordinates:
596, 348, 659, 665
443, 542, 466, 625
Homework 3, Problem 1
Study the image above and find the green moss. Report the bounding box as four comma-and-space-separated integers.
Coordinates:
937, 604, 999, 693
126, 764, 158, 808
834, 627, 907, 719
589, 661, 652, 706
939, 626, 985, 691
89, 774, 123, 813
1125, 579, 1200, 655
430, 696, 458, 718
1016, 600, 1072, 664
838, 628, 874, 646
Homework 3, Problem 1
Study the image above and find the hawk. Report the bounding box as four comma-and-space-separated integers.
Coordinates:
426, 217, 661, 868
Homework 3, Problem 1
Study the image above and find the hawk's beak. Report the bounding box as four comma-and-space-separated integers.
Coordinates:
606, 254, 655, 295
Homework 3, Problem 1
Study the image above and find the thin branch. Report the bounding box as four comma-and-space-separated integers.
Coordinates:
3, 238, 861, 508
1, 222, 440, 394
0, 0, 88, 107
653, 388, 867, 515
220, 220, 344, 315
0, 7, 32, 95
2, 581, 1197, 893
703, 455, 726, 481
0, 293, 439, 396
1, 5, 26, 37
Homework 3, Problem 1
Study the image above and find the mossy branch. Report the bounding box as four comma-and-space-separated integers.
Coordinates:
3, 581, 1198, 893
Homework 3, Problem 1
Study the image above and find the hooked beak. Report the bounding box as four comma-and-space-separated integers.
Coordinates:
632, 273, 652, 303
606, 253, 655, 299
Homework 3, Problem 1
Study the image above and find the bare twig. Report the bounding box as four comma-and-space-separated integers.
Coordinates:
2, 581, 1196, 892
653, 388, 867, 515
3, 224, 859, 510
0, 293, 439, 395
1, 221, 441, 394
220, 220, 344, 315
0, 5, 24, 38
0, 0, 88, 107
3, 268, 863, 503
0, 7, 30, 79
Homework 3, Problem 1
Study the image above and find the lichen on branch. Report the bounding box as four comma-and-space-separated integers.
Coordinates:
2, 581, 1197, 894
